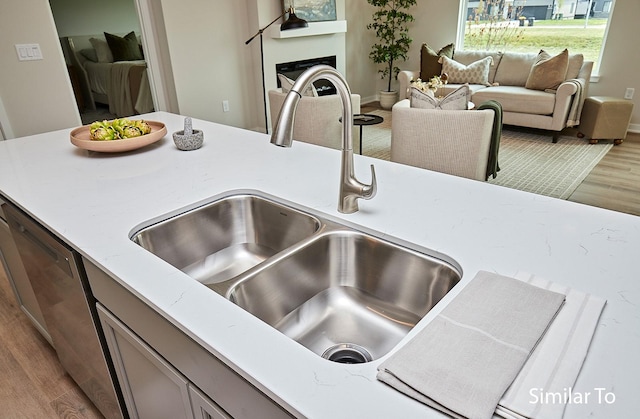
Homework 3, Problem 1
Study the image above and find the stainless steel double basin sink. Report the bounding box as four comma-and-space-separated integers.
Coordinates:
131, 191, 461, 364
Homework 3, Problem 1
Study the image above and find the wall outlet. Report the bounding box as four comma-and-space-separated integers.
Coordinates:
222, 100, 230, 112
624, 88, 635, 100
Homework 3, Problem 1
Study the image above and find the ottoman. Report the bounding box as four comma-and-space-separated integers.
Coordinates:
578, 96, 634, 145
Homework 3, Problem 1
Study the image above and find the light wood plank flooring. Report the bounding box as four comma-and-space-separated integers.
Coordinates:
568, 132, 640, 216
0, 266, 104, 419
0, 116, 637, 419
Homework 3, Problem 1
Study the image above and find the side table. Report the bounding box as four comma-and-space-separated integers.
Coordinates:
353, 114, 384, 155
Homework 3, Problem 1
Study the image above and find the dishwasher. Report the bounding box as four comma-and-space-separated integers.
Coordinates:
0, 199, 50, 343
3, 203, 125, 419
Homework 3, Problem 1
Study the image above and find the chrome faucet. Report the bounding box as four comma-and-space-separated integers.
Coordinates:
270, 65, 377, 214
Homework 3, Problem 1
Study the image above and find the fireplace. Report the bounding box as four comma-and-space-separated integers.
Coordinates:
276, 55, 337, 96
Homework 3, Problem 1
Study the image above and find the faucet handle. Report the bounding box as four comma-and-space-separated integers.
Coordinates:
362, 164, 377, 200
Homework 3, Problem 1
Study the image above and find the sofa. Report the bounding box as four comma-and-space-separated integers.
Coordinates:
398, 49, 593, 142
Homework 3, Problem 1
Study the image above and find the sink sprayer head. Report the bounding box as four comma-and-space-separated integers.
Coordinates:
270, 90, 301, 147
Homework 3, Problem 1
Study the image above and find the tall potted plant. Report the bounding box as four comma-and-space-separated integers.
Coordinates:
367, 0, 416, 109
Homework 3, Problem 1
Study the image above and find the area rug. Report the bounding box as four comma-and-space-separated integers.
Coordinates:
360, 109, 612, 199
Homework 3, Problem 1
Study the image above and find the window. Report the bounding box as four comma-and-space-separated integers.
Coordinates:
457, 0, 615, 72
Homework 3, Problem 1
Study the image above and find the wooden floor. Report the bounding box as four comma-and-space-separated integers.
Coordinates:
568, 131, 640, 216
0, 266, 104, 419
0, 114, 637, 419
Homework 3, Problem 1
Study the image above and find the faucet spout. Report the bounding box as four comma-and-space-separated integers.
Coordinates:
270, 65, 377, 214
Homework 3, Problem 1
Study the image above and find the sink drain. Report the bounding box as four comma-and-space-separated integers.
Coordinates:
321, 343, 373, 364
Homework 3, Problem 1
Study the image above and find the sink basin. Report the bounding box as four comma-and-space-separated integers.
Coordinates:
131, 194, 321, 285
131, 191, 461, 363
227, 230, 461, 363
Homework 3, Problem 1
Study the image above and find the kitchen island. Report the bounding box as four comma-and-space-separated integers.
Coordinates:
0, 111, 638, 418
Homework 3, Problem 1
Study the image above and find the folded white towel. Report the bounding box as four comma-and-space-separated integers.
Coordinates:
377, 271, 566, 419
496, 272, 606, 419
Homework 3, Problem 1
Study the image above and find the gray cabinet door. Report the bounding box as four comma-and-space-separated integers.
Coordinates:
189, 385, 230, 419
98, 304, 193, 419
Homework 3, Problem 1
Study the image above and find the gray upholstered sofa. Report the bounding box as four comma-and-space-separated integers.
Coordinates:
398, 50, 593, 142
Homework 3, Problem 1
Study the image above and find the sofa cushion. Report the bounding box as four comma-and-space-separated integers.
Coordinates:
566, 53, 585, 80
472, 86, 556, 115
410, 84, 470, 110
441, 56, 493, 86
526, 49, 569, 91
453, 50, 503, 84
493, 52, 537, 86
420, 43, 455, 80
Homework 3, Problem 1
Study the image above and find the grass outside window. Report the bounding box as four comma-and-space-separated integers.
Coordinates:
464, 18, 608, 65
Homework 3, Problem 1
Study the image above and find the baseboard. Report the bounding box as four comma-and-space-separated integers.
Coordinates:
628, 123, 640, 133
361, 95, 380, 106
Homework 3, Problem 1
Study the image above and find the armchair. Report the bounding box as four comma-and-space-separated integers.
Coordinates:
390, 99, 497, 181
269, 89, 361, 150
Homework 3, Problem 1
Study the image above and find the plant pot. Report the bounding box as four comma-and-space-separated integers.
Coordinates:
379, 91, 399, 110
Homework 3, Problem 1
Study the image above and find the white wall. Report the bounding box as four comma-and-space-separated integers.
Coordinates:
159, 0, 347, 132
0, 0, 80, 138
345, 1, 378, 103
587, 0, 639, 130
159, 0, 259, 130
49, 0, 141, 37
401, 1, 461, 74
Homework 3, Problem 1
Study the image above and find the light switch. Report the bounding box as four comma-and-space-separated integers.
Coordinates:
15, 44, 43, 61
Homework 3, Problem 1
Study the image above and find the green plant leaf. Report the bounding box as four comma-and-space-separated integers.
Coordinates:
367, 0, 416, 92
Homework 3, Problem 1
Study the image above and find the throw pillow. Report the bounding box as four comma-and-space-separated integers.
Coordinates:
278, 74, 318, 97
453, 51, 503, 83
525, 49, 569, 91
440, 56, 493, 86
420, 43, 455, 80
104, 31, 144, 62
79, 48, 98, 63
89, 37, 113, 63
410, 84, 470, 111
566, 53, 584, 80
409, 86, 435, 108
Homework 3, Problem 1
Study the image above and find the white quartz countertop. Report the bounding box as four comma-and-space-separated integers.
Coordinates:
1, 112, 638, 418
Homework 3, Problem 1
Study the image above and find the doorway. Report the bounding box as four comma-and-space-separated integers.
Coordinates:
48, 0, 175, 125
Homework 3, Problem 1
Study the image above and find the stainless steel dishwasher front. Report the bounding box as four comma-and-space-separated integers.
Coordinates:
3, 203, 125, 419
0, 200, 50, 343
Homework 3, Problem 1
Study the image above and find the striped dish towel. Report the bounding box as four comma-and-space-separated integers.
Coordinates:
377, 271, 566, 419
496, 272, 606, 419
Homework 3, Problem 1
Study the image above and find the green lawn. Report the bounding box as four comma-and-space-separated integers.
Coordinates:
464, 19, 607, 63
